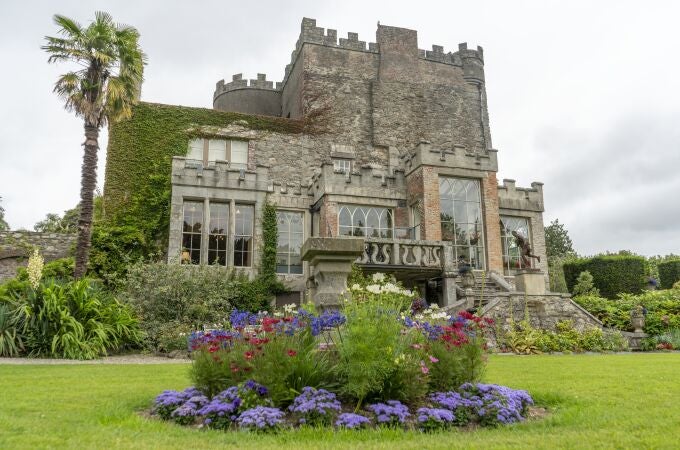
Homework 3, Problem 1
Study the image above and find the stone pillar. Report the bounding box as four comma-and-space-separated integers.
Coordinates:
301, 237, 365, 310
482, 172, 503, 272
514, 269, 546, 295
406, 166, 441, 241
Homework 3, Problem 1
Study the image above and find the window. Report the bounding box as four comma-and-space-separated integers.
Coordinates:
186, 138, 248, 167
208, 203, 229, 265
230, 140, 248, 169
439, 177, 485, 269
182, 201, 203, 265
333, 159, 351, 175
500, 216, 530, 272
234, 204, 254, 267
276, 211, 304, 274
338, 205, 393, 238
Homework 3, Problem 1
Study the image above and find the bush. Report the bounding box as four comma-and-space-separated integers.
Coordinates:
563, 255, 646, 298
658, 260, 680, 290
1, 278, 143, 359
574, 290, 680, 335
641, 328, 680, 351
572, 271, 600, 297
89, 225, 148, 286
120, 262, 273, 351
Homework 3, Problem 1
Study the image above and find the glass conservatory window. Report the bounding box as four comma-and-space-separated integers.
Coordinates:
338, 205, 393, 238
500, 216, 531, 272
439, 177, 485, 269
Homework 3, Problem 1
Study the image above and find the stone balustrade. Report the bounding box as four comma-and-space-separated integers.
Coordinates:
356, 238, 445, 269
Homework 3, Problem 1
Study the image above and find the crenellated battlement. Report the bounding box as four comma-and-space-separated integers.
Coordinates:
308, 162, 406, 204
402, 141, 498, 175
214, 73, 282, 98
418, 42, 484, 67
498, 179, 544, 212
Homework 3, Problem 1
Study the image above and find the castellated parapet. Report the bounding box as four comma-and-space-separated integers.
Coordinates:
213, 73, 282, 117
497, 179, 544, 212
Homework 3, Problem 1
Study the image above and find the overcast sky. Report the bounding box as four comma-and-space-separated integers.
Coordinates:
1, 0, 678, 256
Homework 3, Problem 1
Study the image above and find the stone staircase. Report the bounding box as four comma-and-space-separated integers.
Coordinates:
456, 270, 513, 312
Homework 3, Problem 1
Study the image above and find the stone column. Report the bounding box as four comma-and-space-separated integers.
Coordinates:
301, 237, 365, 310
481, 172, 503, 272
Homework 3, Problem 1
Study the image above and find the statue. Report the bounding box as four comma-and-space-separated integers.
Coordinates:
512, 231, 540, 269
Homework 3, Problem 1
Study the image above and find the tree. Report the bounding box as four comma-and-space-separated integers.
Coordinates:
572, 271, 600, 297
0, 196, 9, 231
545, 219, 575, 258
43, 12, 146, 278
34, 205, 80, 233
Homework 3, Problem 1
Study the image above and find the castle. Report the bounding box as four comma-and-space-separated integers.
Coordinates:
122, 18, 555, 310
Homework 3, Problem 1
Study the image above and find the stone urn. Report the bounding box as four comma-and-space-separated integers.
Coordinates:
631, 305, 645, 333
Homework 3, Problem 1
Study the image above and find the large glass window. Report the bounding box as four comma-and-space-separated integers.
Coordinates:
234, 204, 254, 267
230, 141, 248, 169
500, 216, 530, 272
276, 211, 304, 274
439, 177, 485, 268
338, 205, 393, 238
208, 203, 229, 266
182, 201, 203, 265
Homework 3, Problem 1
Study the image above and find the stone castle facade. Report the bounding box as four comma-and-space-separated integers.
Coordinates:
165, 18, 550, 308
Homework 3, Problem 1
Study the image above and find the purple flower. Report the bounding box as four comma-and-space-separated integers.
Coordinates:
236, 406, 284, 430
289, 387, 341, 425
335, 413, 371, 429
366, 400, 410, 426
153, 386, 203, 420
416, 407, 455, 430
171, 394, 209, 425
197, 387, 242, 429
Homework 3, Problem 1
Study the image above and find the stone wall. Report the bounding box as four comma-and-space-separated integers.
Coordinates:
0, 231, 76, 282
481, 293, 603, 333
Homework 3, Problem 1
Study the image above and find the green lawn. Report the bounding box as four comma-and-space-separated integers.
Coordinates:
1, 354, 679, 449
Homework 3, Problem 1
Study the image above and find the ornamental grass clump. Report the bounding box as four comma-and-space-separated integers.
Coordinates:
288, 387, 341, 425
335, 413, 371, 429
236, 406, 284, 431
366, 400, 411, 426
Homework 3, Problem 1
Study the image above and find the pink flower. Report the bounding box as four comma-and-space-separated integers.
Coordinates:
411, 344, 422, 350
428, 355, 439, 363
420, 361, 429, 374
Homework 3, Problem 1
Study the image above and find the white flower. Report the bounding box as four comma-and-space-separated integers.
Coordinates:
402, 289, 413, 297
283, 303, 297, 314
372, 273, 386, 283
351, 283, 362, 291
366, 284, 381, 294
273, 311, 284, 317
415, 314, 424, 320
26, 248, 44, 290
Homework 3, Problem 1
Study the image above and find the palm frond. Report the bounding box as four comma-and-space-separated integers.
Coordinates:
53, 15, 83, 38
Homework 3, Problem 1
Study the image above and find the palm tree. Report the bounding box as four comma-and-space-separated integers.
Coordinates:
42, 12, 146, 278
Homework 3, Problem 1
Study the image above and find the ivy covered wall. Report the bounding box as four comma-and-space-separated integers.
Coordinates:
102, 102, 303, 252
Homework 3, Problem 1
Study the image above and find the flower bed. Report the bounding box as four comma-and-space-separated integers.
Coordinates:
152, 274, 535, 431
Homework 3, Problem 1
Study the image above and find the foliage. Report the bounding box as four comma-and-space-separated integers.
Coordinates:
120, 262, 272, 352
548, 256, 570, 293
34, 205, 80, 233
504, 320, 542, 354
236, 406, 285, 430
88, 224, 148, 286
574, 289, 680, 335
0, 303, 23, 356
563, 254, 646, 298
641, 328, 680, 351
260, 201, 284, 293
544, 219, 575, 258
0, 196, 9, 230
658, 259, 680, 290
572, 271, 600, 297
1, 278, 142, 359
14, 258, 74, 286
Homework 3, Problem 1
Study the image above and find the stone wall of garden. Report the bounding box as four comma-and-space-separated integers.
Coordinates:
0, 231, 76, 282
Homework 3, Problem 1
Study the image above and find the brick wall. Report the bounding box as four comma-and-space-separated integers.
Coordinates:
482, 172, 503, 272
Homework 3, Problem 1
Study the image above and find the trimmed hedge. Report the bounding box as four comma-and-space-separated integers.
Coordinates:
659, 260, 680, 290
563, 255, 646, 299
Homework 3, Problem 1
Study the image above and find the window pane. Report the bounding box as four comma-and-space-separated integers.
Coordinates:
187, 139, 204, 161
500, 216, 530, 272
234, 205, 254, 267
338, 205, 393, 239
231, 140, 248, 168
439, 177, 484, 268
276, 211, 305, 274
208, 139, 226, 162
182, 201, 203, 265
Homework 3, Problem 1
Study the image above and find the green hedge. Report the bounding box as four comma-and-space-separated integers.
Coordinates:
658, 260, 680, 290
563, 255, 646, 298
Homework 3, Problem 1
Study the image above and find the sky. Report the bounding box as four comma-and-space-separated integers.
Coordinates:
0, 0, 678, 256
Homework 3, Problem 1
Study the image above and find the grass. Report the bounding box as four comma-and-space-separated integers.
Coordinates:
1, 354, 680, 449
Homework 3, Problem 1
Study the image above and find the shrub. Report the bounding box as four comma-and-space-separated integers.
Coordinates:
572, 271, 600, 297
88, 225, 148, 286
121, 262, 272, 351
641, 328, 680, 351
658, 260, 680, 290
288, 387, 341, 426
563, 255, 646, 298
574, 290, 680, 335
0, 303, 23, 356
2, 278, 142, 359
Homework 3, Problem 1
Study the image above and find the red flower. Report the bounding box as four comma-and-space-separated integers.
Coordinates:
287, 349, 297, 357
244, 351, 254, 360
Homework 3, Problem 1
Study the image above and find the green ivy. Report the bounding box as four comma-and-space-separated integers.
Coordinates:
102, 102, 303, 254
259, 201, 286, 295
